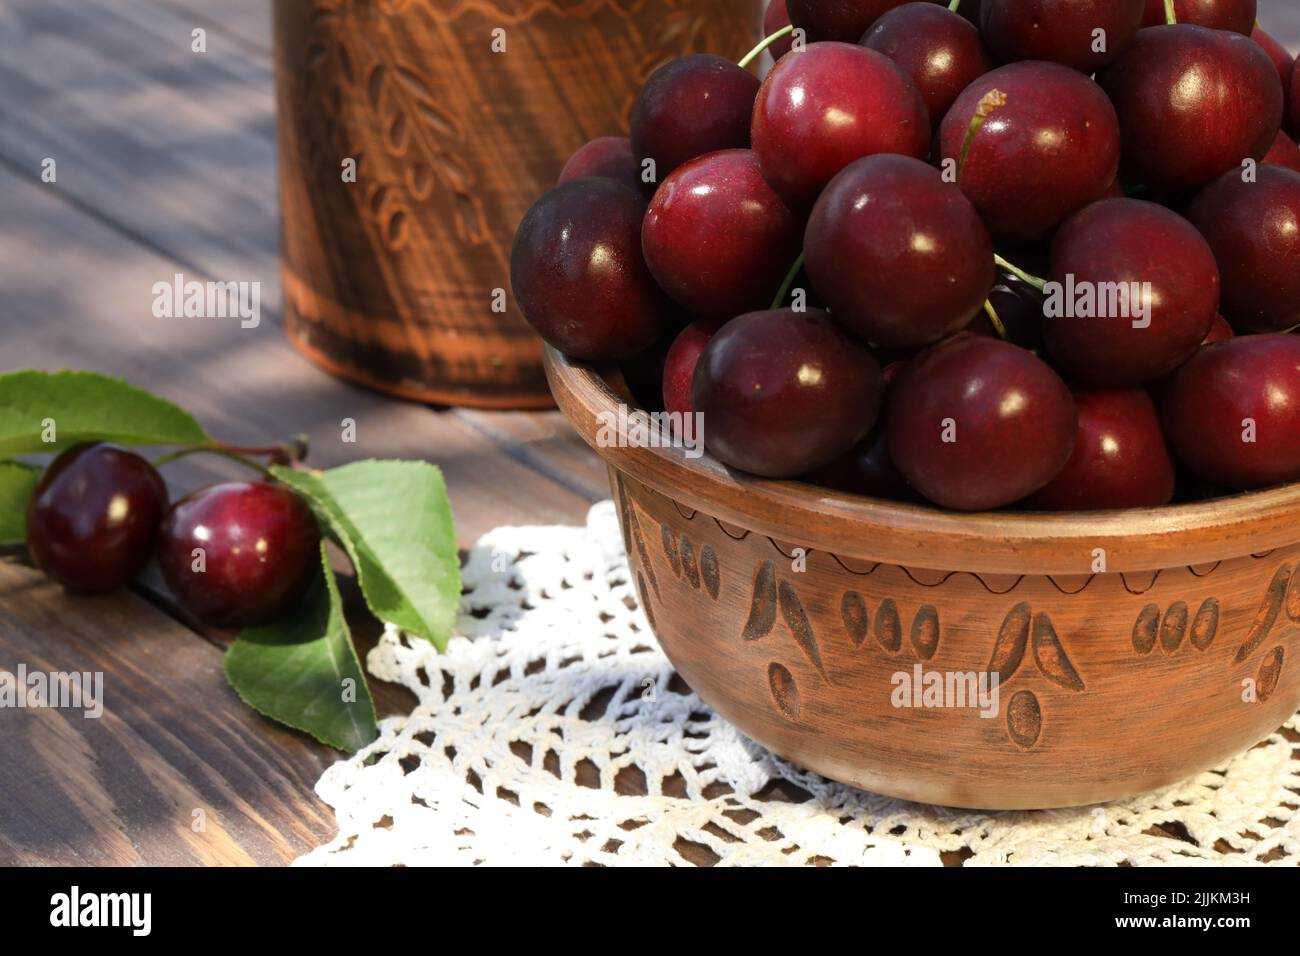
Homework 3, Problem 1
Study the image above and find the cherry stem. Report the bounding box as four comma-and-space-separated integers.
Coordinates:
993, 253, 1047, 291
948, 0, 963, 11
771, 252, 805, 309
956, 89, 1007, 185
1163, 0, 1177, 24
738, 24, 794, 69
152, 437, 308, 477
983, 299, 1009, 340
152, 446, 272, 477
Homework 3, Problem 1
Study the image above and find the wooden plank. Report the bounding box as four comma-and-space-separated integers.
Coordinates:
162, 0, 272, 56
0, 558, 339, 866
0, 162, 595, 545
454, 409, 611, 504
0, 0, 280, 287
0, 0, 610, 503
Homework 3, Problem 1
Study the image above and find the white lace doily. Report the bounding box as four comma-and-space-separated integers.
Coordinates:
294, 502, 1300, 867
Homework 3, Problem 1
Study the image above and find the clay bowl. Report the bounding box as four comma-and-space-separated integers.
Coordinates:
545, 346, 1300, 810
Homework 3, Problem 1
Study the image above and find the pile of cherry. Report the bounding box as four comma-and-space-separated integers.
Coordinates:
512, 0, 1300, 512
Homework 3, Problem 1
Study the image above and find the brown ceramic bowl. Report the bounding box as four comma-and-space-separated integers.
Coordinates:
545, 346, 1300, 810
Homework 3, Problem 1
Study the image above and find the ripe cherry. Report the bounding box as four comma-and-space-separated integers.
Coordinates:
558, 137, 644, 194
966, 280, 1046, 351
1289, 61, 1300, 141
158, 482, 321, 627
936, 62, 1120, 241
786, 0, 917, 42
1162, 334, 1300, 490
805, 154, 994, 348
1043, 198, 1219, 385
763, 0, 796, 60
861, 3, 992, 131
1251, 26, 1294, 89
981, 0, 1145, 73
1188, 165, 1300, 332
1100, 24, 1283, 193
630, 55, 759, 184
511, 178, 673, 360
804, 426, 913, 500
693, 309, 883, 478
804, 361, 912, 500
1141, 0, 1256, 35
26, 443, 167, 592
1026, 389, 1176, 511
663, 320, 721, 419
1203, 314, 1235, 344
956, 0, 982, 24
1262, 130, 1300, 173
752, 41, 929, 210
642, 150, 802, 321
887, 334, 1077, 511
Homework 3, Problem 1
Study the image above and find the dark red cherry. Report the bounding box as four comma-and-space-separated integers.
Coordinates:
965, 279, 1046, 350
1141, 0, 1255, 34
630, 55, 759, 185
981, 0, 1145, 73
1027, 389, 1176, 510
693, 308, 883, 478
1162, 334, 1300, 489
1100, 24, 1283, 193
1290, 61, 1299, 139
643, 150, 802, 321
861, 3, 992, 131
1252, 26, 1295, 88
1262, 130, 1300, 173
663, 320, 722, 418
1043, 198, 1219, 385
786, 0, 918, 41
805, 154, 994, 348
1188, 165, 1300, 332
619, 334, 676, 412
1203, 313, 1235, 344
763, 0, 796, 59
887, 334, 1077, 511
25, 442, 167, 592
804, 363, 912, 500
752, 41, 930, 210
511, 178, 672, 360
936, 62, 1120, 241
158, 482, 321, 627
804, 426, 913, 500
558, 136, 645, 194
956, 0, 982, 24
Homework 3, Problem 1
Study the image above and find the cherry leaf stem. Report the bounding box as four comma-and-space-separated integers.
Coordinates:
152, 437, 308, 476
1164, 0, 1177, 24
152, 445, 274, 477
738, 24, 794, 69
956, 89, 1007, 184
983, 299, 1009, 340
993, 253, 1048, 291
771, 252, 806, 309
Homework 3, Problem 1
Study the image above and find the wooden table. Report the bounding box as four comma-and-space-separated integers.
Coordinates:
0, 0, 1297, 866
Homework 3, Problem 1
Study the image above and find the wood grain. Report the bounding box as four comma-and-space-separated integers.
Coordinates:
0, 558, 340, 865
0, 162, 597, 543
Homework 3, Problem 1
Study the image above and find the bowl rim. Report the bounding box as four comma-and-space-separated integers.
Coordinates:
545, 345, 1300, 575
